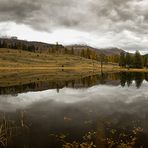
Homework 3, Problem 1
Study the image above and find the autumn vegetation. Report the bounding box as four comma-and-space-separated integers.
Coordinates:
0, 38, 147, 72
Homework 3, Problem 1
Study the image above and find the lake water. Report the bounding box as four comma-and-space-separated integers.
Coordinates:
0, 72, 148, 148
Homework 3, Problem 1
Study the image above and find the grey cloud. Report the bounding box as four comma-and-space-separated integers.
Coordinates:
0, 0, 40, 22
0, 0, 148, 51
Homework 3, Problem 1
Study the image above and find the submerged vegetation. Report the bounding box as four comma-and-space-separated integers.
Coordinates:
50, 124, 143, 148
0, 113, 144, 147
0, 72, 147, 147
0, 112, 29, 147
50, 131, 96, 148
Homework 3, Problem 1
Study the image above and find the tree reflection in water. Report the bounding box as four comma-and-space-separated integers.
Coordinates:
120, 72, 146, 88
0, 72, 148, 95
0, 72, 147, 147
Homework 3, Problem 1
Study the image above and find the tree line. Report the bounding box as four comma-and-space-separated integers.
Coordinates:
1, 39, 147, 68
0, 40, 36, 52
0, 40, 99, 60
119, 50, 148, 69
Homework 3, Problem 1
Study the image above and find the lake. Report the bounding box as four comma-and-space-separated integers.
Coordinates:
0, 72, 148, 148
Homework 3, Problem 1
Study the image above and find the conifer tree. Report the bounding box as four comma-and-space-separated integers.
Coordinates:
134, 50, 143, 68
119, 52, 126, 67
126, 52, 132, 68
144, 57, 148, 68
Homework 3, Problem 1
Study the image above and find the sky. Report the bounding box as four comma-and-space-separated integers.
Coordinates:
0, 0, 148, 53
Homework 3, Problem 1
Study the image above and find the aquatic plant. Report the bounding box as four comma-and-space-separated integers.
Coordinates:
0, 111, 29, 147
50, 131, 96, 148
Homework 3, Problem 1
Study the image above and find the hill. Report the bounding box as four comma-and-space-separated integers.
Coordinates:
0, 48, 120, 87
66, 45, 124, 56
0, 37, 64, 53
0, 48, 100, 70
0, 38, 124, 56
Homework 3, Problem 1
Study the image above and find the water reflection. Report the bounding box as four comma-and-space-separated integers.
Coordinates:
120, 72, 147, 88
0, 72, 148, 147
0, 72, 148, 95
0, 82, 148, 147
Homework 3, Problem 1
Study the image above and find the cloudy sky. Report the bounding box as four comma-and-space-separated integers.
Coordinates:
0, 0, 148, 53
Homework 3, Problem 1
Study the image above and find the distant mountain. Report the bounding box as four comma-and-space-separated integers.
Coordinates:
0, 38, 124, 56
0, 37, 64, 53
66, 45, 124, 56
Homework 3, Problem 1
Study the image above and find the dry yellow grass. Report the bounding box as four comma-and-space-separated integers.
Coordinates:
0, 48, 121, 87
1, 48, 148, 73
118, 68, 148, 72
0, 48, 100, 69
0, 48, 148, 87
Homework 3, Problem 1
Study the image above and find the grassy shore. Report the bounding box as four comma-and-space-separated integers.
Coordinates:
0, 48, 101, 69
118, 68, 148, 72
0, 48, 147, 72
0, 48, 113, 87
1, 48, 147, 71
0, 48, 148, 87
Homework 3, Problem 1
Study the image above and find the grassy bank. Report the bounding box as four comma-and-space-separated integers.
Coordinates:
0, 48, 101, 69
0, 48, 101, 86
0, 48, 118, 86
0, 48, 148, 87
118, 68, 148, 72
1, 48, 147, 72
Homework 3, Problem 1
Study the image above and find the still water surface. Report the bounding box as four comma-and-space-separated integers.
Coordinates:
0, 72, 148, 148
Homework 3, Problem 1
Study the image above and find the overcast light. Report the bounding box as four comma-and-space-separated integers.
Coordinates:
0, 0, 148, 53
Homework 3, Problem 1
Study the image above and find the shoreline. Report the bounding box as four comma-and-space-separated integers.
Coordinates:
0, 66, 148, 72
0, 66, 147, 87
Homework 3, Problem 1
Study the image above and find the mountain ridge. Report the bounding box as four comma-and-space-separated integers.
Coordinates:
66, 44, 124, 56
1, 37, 146, 56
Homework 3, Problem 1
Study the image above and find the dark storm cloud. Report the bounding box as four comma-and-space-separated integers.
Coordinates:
0, 0, 40, 22
0, 0, 84, 30
0, 0, 148, 51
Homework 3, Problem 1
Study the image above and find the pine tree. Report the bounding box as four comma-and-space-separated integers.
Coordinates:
64, 47, 68, 54
144, 57, 148, 68
55, 42, 59, 53
86, 48, 91, 59
134, 50, 143, 68
71, 47, 74, 55
119, 52, 126, 67
99, 53, 105, 72
81, 49, 85, 57
126, 52, 132, 68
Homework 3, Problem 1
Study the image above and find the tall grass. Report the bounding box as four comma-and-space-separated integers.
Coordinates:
0, 111, 29, 147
